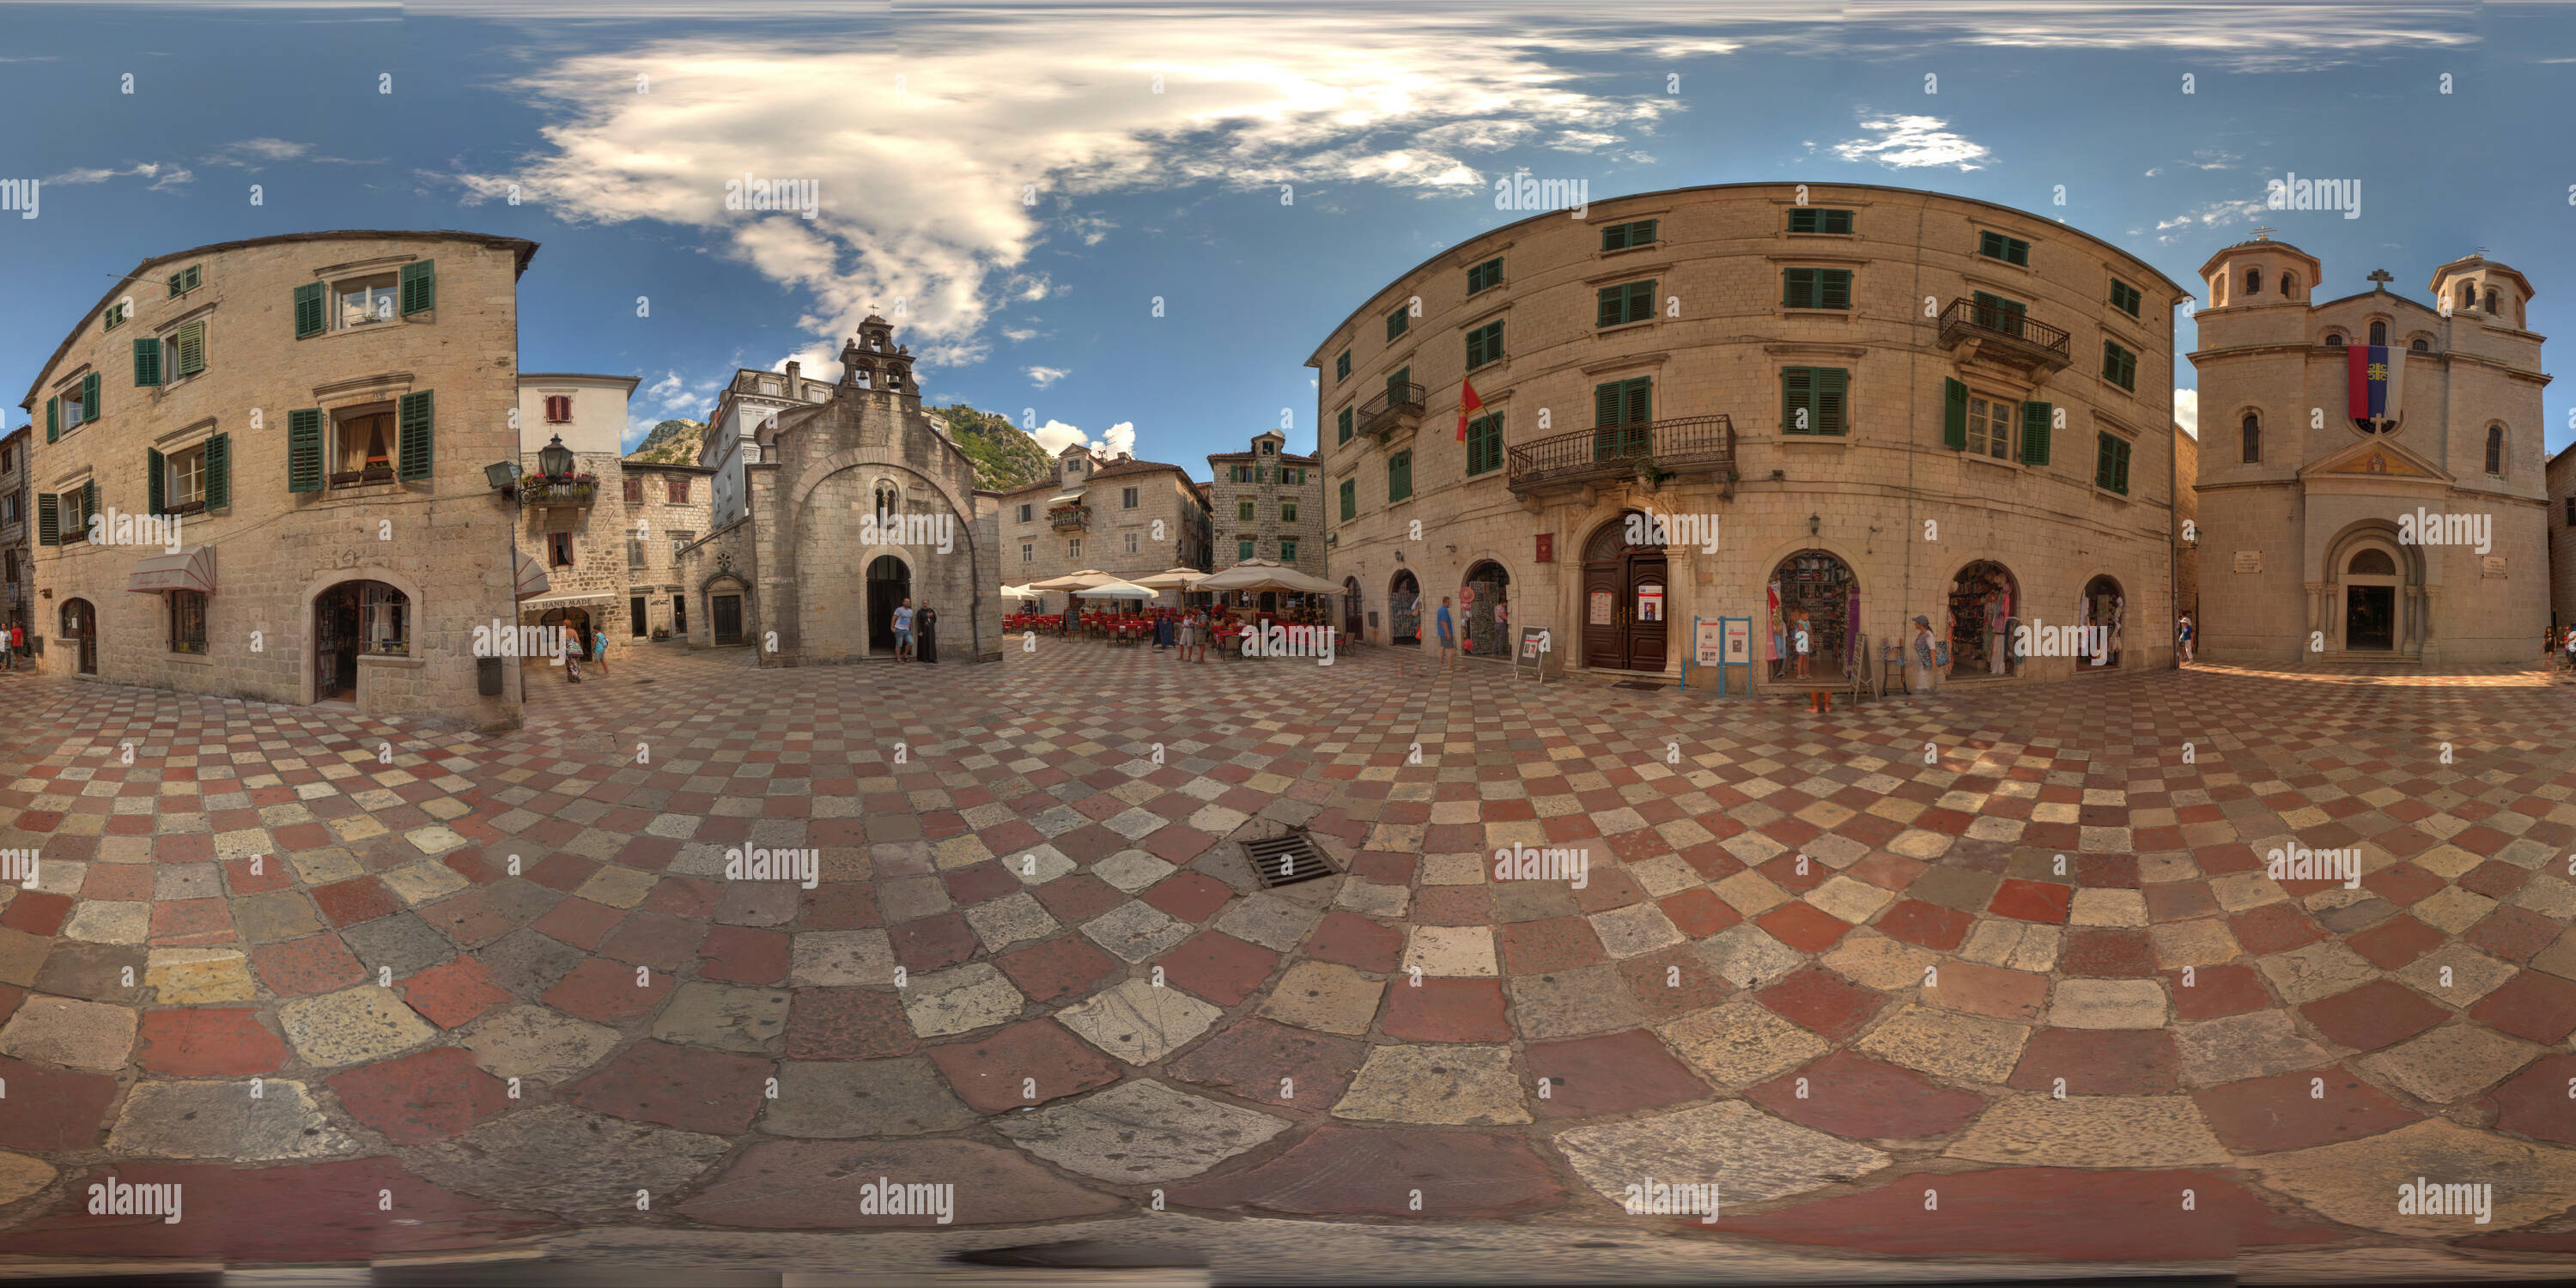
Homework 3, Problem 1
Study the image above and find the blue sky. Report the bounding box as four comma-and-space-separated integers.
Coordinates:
4, 0, 2573, 465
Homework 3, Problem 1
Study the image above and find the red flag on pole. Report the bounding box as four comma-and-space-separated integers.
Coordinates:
1457, 376, 1485, 441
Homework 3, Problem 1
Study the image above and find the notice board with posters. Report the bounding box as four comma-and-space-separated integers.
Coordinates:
1516, 624, 1552, 682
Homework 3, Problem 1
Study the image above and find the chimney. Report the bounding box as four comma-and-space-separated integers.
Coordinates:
785, 361, 801, 384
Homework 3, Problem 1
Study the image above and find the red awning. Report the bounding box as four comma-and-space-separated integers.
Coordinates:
125, 545, 216, 594
515, 549, 551, 599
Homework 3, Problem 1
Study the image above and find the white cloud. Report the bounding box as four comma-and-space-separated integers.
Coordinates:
2143, 167, 2162, 177
2153, 197, 2267, 244
451, 12, 1676, 369
2190, 149, 2239, 171
1829, 114, 1990, 171
46, 161, 192, 191
1027, 366, 1070, 388
1001, 328, 1038, 343
1024, 417, 1138, 459
2174, 388, 2198, 438
1843, 3, 2475, 73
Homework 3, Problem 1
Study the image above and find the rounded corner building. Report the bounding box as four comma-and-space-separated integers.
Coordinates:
1308, 182, 2188, 689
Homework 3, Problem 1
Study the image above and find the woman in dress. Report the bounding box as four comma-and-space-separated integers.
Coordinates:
1909, 615, 1938, 695
916, 603, 939, 664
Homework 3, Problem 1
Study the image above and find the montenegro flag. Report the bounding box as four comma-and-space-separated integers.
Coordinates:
1457, 376, 1485, 441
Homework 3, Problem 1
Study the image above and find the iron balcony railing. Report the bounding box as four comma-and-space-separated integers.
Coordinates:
1937, 298, 2070, 368
1508, 414, 1735, 492
1356, 381, 1427, 439
1048, 504, 1091, 531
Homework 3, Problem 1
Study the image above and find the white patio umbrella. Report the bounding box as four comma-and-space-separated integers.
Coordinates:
1027, 569, 1118, 591
1131, 567, 1207, 590
999, 584, 1042, 600
1193, 559, 1341, 596
1071, 581, 1159, 600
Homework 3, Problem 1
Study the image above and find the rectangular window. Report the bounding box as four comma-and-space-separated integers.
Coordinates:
1388, 449, 1413, 501
545, 395, 572, 423
335, 273, 398, 329
1596, 280, 1656, 328
1261, 440, 1275, 455
1125, 532, 1139, 555
1465, 413, 1504, 476
1280, 501, 1298, 523
102, 301, 131, 332
1783, 268, 1853, 310
361, 582, 408, 656
167, 264, 202, 297
670, 530, 693, 561
549, 531, 574, 567
1386, 307, 1409, 342
2095, 432, 2133, 494
2109, 278, 2143, 318
1787, 207, 1853, 234
624, 477, 644, 504
167, 443, 208, 512
1018, 502, 1032, 522
1239, 499, 1256, 523
1965, 397, 2014, 460
1068, 538, 1081, 559
1022, 542, 1035, 562
628, 536, 647, 569
1238, 538, 1255, 562
2101, 340, 2137, 392
1279, 538, 1297, 563
0, 495, 14, 527
1780, 367, 1849, 435
331, 405, 397, 486
169, 320, 205, 378
1464, 319, 1504, 370
668, 477, 690, 503
1337, 407, 1352, 444
169, 589, 208, 655
1600, 218, 1657, 251
1121, 485, 1139, 509
1334, 349, 1350, 381
1467, 257, 1504, 294
1340, 477, 1356, 520
1283, 467, 1303, 484
2566, 496, 2575, 527
1978, 230, 2030, 266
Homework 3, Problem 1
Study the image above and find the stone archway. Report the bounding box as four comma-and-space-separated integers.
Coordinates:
2081, 574, 2126, 669
702, 571, 751, 647
866, 555, 911, 655
59, 598, 96, 676
1582, 512, 1666, 672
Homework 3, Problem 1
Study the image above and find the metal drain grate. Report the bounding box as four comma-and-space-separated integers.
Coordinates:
1245, 832, 1335, 888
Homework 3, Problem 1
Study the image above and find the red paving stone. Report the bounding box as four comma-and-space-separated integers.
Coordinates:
785, 987, 918, 1060
1755, 966, 1886, 1042
0, 1056, 116, 1150
1380, 976, 1513, 1042
2007, 1028, 2182, 1095
543, 957, 674, 1023
1718, 1167, 2342, 1260
568, 1041, 772, 1134
1166, 1018, 1365, 1108
1153, 931, 1277, 1006
1166, 1126, 1564, 1218
325, 1048, 517, 1144
1303, 910, 1402, 972
1987, 878, 2075, 924
2480, 1054, 2576, 1147
926, 1018, 1122, 1112
2192, 1067, 2422, 1152
2300, 980, 2449, 1052
2470, 969, 2576, 1045
249, 934, 368, 997
1747, 1049, 1985, 1139
397, 956, 514, 1030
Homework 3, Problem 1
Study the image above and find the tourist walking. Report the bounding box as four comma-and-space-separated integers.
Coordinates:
2176, 613, 2195, 665
893, 598, 914, 661
0, 623, 12, 672
592, 625, 609, 676
1436, 597, 1457, 671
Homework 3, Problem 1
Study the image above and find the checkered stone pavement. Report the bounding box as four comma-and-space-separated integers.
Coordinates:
0, 641, 2571, 1265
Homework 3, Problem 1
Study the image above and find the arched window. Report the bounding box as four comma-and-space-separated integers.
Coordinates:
2485, 288, 2500, 314
2348, 549, 2396, 576
874, 483, 899, 516
2409, 337, 2430, 353
2245, 267, 2263, 295
2211, 276, 2227, 307
2281, 273, 2300, 299
2368, 320, 2387, 346
2486, 424, 2506, 477
2324, 332, 2345, 347
2460, 282, 2476, 310
2240, 412, 2261, 464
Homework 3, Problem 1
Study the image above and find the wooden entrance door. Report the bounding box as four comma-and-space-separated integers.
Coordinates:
714, 595, 744, 645
630, 597, 647, 637
61, 600, 96, 675
1581, 520, 1668, 671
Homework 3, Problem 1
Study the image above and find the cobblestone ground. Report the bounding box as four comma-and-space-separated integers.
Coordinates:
0, 640, 2571, 1274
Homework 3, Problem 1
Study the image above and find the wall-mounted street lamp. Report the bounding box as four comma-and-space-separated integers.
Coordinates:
1807, 513, 1820, 538
483, 460, 519, 495
538, 434, 575, 480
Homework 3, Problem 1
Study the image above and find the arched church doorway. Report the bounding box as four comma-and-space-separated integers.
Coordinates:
1583, 514, 1667, 671
867, 556, 911, 655
2343, 548, 2398, 651
1766, 550, 1856, 682
1461, 562, 1511, 658
540, 606, 594, 659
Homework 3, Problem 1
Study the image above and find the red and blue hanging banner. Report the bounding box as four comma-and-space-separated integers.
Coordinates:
2346, 343, 2405, 428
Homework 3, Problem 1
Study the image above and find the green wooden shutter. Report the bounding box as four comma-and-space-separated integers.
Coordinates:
2095, 432, 2115, 489
205, 433, 230, 509
1595, 381, 1623, 427
400, 260, 435, 316
1596, 286, 1622, 328
289, 409, 324, 493
1820, 270, 1851, 310
82, 481, 97, 531
1340, 477, 1355, 520
1815, 368, 1847, 435
173, 322, 204, 377
1783, 269, 1815, 309
36, 494, 57, 546
82, 372, 100, 423
2020, 401, 2051, 465
1620, 378, 1651, 427
148, 448, 166, 515
1783, 368, 1814, 434
45, 397, 58, 442
398, 391, 434, 481
1337, 408, 1352, 443
133, 337, 161, 386
1942, 379, 1968, 449
2112, 438, 2131, 494
294, 282, 325, 337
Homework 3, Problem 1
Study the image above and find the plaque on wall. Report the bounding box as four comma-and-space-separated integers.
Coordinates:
2483, 555, 2507, 578
1589, 591, 1613, 626
2233, 550, 2262, 574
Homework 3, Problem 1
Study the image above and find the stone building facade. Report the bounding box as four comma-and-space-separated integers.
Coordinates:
1, 425, 30, 644
703, 361, 835, 532
1309, 182, 2185, 685
515, 374, 637, 665
1207, 429, 1325, 578
20, 231, 536, 726
2175, 421, 2200, 626
677, 316, 1001, 663
995, 446, 1211, 590
620, 458, 714, 642
2190, 243, 2548, 664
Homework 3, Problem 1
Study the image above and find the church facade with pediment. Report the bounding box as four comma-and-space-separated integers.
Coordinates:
679, 316, 1002, 665
2190, 236, 2548, 663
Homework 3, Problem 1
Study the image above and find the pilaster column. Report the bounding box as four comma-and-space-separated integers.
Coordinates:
2418, 584, 2439, 659
2304, 581, 2328, 651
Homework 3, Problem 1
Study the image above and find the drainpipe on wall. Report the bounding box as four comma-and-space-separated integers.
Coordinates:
2170, 291, 2181, 671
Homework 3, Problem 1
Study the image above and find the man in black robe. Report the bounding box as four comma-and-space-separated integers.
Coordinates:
916, 604, 939, 663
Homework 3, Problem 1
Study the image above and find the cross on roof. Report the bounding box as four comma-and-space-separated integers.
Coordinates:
2252, 225, 2275, 240
2366, 269, 2394, 289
